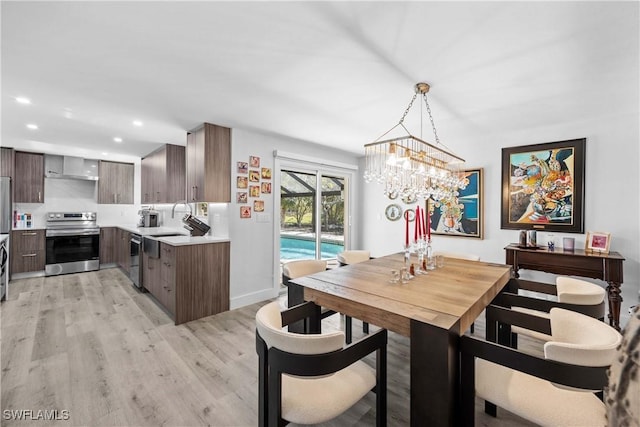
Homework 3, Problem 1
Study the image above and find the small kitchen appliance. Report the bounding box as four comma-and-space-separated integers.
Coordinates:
138, 209, 159, 227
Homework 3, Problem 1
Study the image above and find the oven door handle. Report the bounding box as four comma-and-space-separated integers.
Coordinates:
46, 229, 100, 237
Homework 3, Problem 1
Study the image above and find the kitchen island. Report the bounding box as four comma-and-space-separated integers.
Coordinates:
100, 224, 230, 325
142, 232, 230, 324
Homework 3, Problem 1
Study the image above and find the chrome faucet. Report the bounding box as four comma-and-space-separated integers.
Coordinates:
171, 200, 193, 218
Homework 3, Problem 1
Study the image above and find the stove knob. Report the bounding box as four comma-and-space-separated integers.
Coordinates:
56, 214, 61, 218
49, 213, 54, 218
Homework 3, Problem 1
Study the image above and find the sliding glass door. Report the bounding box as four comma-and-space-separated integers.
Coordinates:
279, 169, 347, 262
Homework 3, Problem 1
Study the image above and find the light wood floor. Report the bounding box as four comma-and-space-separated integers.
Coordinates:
1, 268, 537, 426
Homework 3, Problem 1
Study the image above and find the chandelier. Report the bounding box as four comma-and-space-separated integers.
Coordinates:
363, 82, 466, 201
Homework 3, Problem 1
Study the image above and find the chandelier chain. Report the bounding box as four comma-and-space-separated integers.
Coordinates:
398, 92, 418, 125
423, 94, 440, 145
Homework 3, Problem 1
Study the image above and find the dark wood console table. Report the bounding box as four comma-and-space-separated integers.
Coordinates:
505, 244, 625, 330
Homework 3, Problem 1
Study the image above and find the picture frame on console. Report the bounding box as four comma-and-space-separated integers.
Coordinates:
585, 231, 611, 254
500, 138, 585, 233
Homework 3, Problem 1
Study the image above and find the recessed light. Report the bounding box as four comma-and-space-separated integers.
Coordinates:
16, 97, 31, 104
133, 120, 143, 127
113, 137, 123, 143
102, 152, 109, 156
91, 165, 96, 168
26, 124, 38, 130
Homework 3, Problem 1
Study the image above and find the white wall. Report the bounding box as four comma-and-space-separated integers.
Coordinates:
360, 110, 640, 325
228, 128, 360, 309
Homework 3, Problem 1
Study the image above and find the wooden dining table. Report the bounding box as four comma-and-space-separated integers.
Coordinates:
291, 252, 512, 427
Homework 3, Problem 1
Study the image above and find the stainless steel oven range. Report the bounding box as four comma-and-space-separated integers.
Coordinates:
45, 212, 100, 276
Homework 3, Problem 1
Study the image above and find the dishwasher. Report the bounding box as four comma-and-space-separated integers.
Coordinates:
130, 233, 142, 288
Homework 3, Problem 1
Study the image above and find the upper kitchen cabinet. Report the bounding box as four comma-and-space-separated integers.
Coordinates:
0, 147, 14, 178
141, 144, 185, 204
186, 123, 230, 203
98, 160, 134, 204
14, 151, 44, 203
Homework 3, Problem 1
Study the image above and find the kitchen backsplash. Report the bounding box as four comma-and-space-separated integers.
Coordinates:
13, 178, 230, 237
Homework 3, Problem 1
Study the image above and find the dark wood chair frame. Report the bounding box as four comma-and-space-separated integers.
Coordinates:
256, 301, 388, 427
463, 303, 609, 423
282, 272, 340, 334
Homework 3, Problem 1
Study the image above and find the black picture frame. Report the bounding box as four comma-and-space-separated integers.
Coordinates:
501, 138, 585, 233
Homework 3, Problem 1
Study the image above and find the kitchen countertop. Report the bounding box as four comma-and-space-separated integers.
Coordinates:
100, 224, 190, 237
154, 235, 230, 246
98, 224, 229, 245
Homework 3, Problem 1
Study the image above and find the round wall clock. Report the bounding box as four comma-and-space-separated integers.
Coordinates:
385, 204, 403, 221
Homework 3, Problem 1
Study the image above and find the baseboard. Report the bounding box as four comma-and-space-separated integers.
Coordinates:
230, 287, 278, 310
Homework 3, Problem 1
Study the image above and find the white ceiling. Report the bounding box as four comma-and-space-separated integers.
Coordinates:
2, 1, 638, 162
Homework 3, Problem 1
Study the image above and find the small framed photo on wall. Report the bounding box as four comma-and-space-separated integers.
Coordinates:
261, 167, 272, 179
249, 170, 260, 182
261, 182, 271, 194
240, 206, 251, 218
250, 156, 260, 168
254, 200, 265, 212
236, 192, 248, 204
249, 185, 260, 197
237, 161, 248, 174
237, 176, 248, 189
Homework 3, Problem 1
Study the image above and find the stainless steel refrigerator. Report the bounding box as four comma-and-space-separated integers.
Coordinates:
0, 177, 10, 233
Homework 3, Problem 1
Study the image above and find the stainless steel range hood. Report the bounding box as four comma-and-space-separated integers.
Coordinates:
45, 155, 99, 181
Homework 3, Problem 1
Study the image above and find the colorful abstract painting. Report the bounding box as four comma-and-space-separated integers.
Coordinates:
501, 138, 585, 233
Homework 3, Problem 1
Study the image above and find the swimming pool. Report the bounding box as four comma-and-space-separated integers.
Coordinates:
280, 236, 344, 260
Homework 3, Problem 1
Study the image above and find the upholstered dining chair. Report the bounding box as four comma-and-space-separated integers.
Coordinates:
460, 306, 622, 426
282, 259, 329, 333
256, 300, 387, 427
506, 276, 606, 343
336, 250, 372, 343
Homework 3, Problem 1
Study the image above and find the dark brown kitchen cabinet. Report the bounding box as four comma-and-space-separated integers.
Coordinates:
146, 240, 229, 324
158, 243, 176, 315
99, 227, 117, 265
1, 147, 14, 178
98, 161, 134, 204
14, 151, 44, 203
116, 228, 131, 273
141, 144, 185, 204
10, 229, 45, 275
142, 249, 160, 295
186, 123, 230, 202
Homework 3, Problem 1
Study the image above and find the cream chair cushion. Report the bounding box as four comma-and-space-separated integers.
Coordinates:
282, 259, 327, 280
556, 277, 605, 305
476, 359, 606, 427
256, 301, 343, 354
512, 277, 607, 342
337, 250, 370, 265
476, 308, 622, 427
256, 301, 376, 424
433, 251, 480, 261
545, 308, 621, 366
